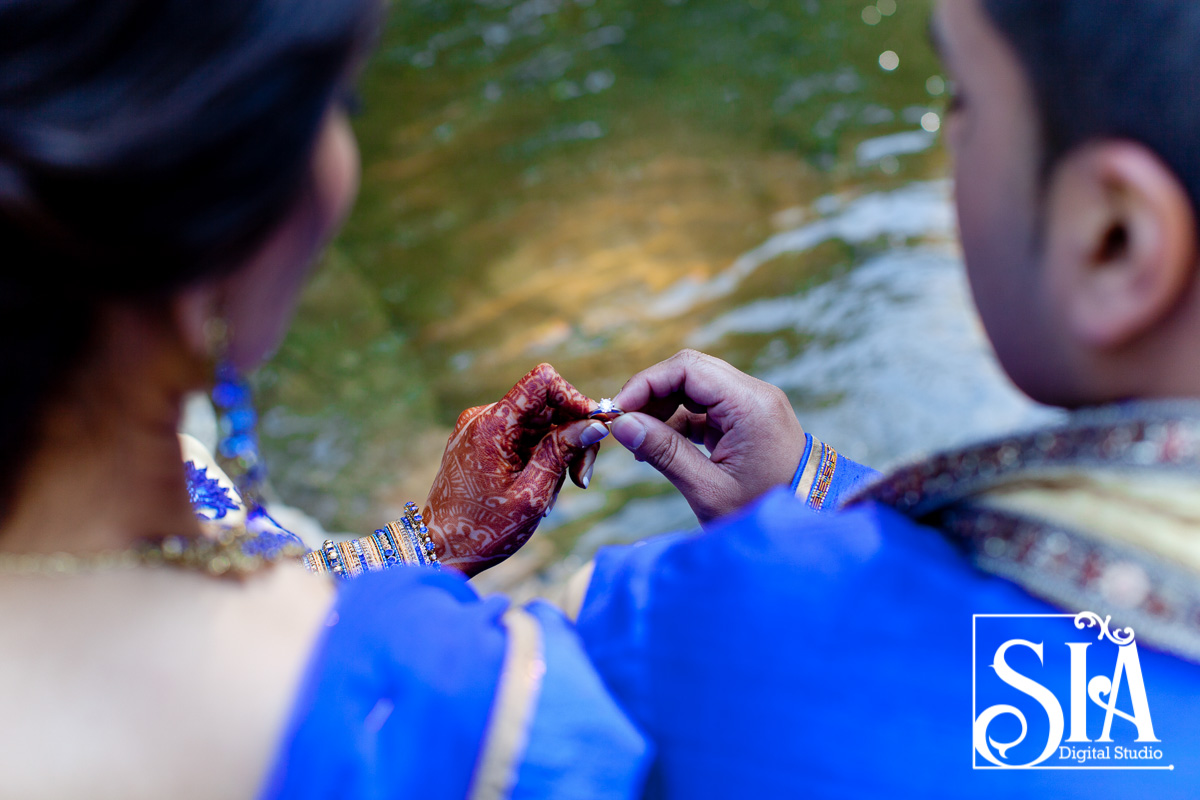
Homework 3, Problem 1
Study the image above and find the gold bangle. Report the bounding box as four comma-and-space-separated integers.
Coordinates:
336, 540, 359, 577
302, 519, 432, 582
386, 520, 418, 565
361, 535, 384, 571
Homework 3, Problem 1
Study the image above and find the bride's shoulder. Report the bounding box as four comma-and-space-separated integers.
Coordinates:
0, 565, 337, 799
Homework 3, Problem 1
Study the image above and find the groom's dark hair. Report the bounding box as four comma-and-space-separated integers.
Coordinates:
983, 0, 1200, 214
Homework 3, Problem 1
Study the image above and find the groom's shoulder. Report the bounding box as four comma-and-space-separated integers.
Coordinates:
581, 487, 979, 629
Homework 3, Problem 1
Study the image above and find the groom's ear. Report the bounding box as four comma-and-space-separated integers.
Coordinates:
1042, 141, 1197, 351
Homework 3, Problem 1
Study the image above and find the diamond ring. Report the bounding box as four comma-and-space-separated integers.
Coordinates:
590, 398, 625, 419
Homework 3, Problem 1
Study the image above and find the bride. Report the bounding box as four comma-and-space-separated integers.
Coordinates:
0, 1, 646, 797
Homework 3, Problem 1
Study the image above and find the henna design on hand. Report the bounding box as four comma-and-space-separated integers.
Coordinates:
423, 363, 601, 577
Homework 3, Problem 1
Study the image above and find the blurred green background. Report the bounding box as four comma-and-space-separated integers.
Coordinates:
253, 0, 1044, 585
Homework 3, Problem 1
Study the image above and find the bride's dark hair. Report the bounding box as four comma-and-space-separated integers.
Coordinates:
0, 0, 379, 509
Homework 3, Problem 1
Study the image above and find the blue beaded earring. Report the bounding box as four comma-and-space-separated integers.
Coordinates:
212, 361, 267, 505
202, 319, 306, 557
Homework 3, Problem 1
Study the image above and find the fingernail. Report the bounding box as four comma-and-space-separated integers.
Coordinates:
582, 462, 594, 489
610, 414, 646, 450
580, 422, 609, 447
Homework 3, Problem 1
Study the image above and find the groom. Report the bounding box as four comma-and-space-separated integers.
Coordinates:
574, 0, 1200, 796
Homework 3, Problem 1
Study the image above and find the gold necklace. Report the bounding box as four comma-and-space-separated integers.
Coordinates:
0, 528, 305, 577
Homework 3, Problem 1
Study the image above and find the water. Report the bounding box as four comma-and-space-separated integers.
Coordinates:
252, 0, 1056, 582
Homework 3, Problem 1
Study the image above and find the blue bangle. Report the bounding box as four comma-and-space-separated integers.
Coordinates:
351, 538, 369, 575
405, 502, 440, 568
374, 528, 400, 567
398, 515, 428, 567
321, 539, 347, 580
376, 528, 401, 566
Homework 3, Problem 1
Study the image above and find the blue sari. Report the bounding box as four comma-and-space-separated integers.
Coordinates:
577, 406, 1200, 797
261, 568, 651, 799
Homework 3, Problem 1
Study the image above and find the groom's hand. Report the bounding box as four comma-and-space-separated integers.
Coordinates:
611, 350, 805, 524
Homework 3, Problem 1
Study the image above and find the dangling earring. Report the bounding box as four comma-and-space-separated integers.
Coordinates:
204, 317, 305, 554
212, 360, 265, 504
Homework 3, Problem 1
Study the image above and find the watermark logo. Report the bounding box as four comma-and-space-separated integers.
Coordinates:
973, 612, 1172, 770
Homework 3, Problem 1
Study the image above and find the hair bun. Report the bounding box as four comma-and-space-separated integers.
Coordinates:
0, 0, 381, 514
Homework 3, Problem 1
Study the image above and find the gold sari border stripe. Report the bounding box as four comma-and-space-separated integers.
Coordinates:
468, 608, 546, 800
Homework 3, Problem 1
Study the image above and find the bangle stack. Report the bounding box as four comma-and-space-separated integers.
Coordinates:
302, 501, 441, 580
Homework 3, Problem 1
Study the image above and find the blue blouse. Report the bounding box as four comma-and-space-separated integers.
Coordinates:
260, 567, 651, 799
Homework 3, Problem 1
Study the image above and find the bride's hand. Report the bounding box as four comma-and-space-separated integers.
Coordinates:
423, 363, 608, 577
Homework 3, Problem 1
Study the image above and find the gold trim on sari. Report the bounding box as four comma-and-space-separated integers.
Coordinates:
795, 436, 841, 510
468, 608, 547, 800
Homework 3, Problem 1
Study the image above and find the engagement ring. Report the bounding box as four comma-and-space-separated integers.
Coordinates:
590, 398, 625, 419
